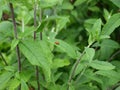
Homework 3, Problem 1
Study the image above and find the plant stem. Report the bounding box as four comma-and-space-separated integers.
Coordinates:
108, 50, 120, 62
9, 2, 21, 72
68, 51, 85, 86
34, 3, 40, 90
0, 52, 8, 66
39, 8, 43, 40
67, 44, 91, 90
9, 3, 21, 90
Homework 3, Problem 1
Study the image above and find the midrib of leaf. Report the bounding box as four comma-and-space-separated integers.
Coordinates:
20, 42, 39, 65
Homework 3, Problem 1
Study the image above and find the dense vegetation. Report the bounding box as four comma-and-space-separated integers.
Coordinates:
0, 0, 120, 90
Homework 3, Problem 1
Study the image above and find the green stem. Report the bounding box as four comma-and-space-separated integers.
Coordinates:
0, 52, 8, 66
67, 44, 91, 90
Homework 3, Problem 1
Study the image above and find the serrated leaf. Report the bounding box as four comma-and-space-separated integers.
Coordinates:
89, 60, 115, 70
19, 40, 53, 82
102, 13, 120, 35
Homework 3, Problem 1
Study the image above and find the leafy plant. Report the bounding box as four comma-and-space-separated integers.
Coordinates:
0, 0, 120, 90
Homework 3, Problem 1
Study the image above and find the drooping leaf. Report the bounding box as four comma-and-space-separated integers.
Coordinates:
89, 60, 115, 70
19, 40, 53, 82
101, 13, 120, 36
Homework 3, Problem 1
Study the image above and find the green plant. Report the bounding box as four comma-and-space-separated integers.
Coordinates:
0, 0, 120, 90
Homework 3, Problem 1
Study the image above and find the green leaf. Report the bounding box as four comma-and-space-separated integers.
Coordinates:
99, 39, 120, 60
19, 26, 35, 38
19, 40, 53, 82
85, 47, 95, 62
8, 78, 20, 90
110, 0, 120, 8
20, 71, 32, 82
89, 60, 115, 70
52, 58, 70, 69
56, 16, 69, 31
40, 0, 61, 8
0, 21, 13, 40
95, 70, 120, 84
61, 1, 74, 10
21, 80, 29, 90
74, 0, 87, 6
115, 86, 120, 90
49, 39, 77, 59
102, 13, 120, 36
87, 19, 102, 45
103, 9, 111, 21
11, 39, 19, 51
95, 70, 120, 79
100, 39, 119, 49
0, 72, 13, 89
4, 66, 16, 72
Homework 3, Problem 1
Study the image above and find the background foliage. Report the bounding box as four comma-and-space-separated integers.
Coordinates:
0, 0, 120, 90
